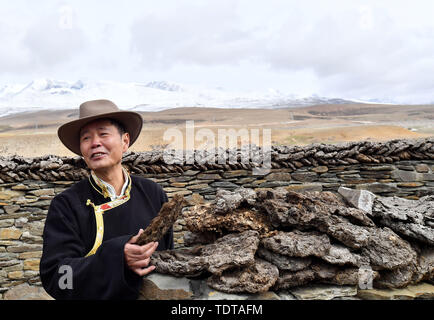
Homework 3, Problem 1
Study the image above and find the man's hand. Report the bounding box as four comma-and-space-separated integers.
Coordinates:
124, 229, 159, 276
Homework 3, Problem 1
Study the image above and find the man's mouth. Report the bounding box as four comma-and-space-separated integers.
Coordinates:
91, 152, 107, 159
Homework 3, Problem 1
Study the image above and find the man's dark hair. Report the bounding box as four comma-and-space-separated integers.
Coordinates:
105, 118, 127, 136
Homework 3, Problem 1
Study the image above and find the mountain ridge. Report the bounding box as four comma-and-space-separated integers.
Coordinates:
0, 78, 385, 117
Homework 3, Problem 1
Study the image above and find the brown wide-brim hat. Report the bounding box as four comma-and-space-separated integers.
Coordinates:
58, 99, 143, 156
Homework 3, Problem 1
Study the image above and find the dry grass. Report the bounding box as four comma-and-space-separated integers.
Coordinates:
0, 104, 432, 157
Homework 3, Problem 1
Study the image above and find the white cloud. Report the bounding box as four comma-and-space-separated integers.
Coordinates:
1, 0, 434, 103
0, 22, 32, 73
259, 1, 434, 102
130, 1, 262, 68
22, 12, 87, 68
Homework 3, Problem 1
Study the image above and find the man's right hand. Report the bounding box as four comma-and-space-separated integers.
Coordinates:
124, 229, 159, 276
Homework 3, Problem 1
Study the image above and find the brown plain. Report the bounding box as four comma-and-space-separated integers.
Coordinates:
0, 103, 432, 157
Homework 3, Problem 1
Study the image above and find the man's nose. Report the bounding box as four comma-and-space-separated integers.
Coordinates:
90, 135, 102, 148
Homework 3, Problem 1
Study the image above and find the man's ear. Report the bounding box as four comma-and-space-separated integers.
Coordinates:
122, 132, 130, 152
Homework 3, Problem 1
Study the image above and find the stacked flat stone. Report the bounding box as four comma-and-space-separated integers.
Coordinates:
0, 180, 70, 299
0, 138, 433, 183
0, 137, 434, 299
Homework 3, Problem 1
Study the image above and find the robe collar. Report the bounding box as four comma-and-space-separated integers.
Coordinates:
89, 167, 130, 200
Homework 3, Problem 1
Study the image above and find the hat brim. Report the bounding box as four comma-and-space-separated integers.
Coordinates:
58, 111, 143, 156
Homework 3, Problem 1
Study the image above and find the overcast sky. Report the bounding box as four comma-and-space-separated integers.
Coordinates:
1, 0, 434, 103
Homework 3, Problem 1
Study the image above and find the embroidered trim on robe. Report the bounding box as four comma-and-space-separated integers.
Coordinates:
85, 172, 132, 257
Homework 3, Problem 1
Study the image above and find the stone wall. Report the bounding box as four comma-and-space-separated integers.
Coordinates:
0, 137, 433, 299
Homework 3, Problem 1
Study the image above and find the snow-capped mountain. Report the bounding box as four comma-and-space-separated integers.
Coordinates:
0, 78, 368, 117
143, 81, 183, 92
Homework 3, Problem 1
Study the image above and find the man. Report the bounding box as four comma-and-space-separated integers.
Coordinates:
39, 99, 173, 300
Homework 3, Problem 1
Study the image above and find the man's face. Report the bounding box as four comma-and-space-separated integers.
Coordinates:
79, 119, 130, 173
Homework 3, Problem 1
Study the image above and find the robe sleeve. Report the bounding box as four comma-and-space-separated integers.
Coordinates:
39, 194, 143, 300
